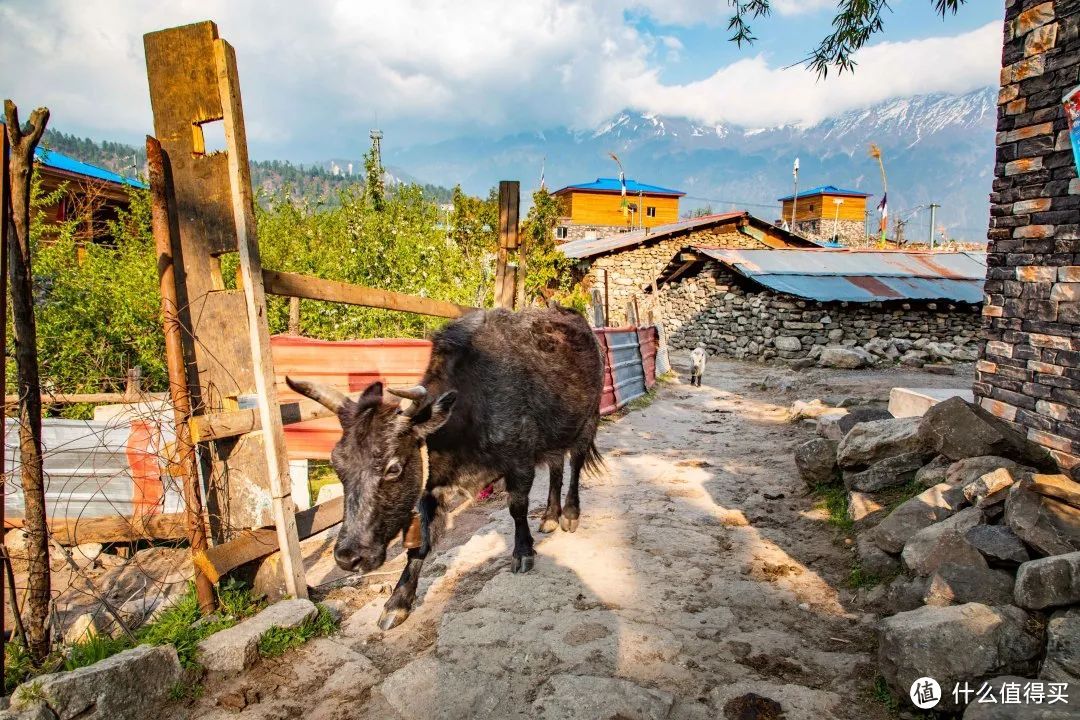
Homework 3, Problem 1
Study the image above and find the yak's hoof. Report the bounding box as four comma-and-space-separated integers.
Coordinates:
511, 554, 535, 574
538, 517, 559, 533
560, 515, 579, 533
378, 606, 410, 631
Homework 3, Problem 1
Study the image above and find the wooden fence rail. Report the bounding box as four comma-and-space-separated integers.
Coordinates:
262, 270, 476, 319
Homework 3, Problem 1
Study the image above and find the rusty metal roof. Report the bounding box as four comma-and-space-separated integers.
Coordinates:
559, 212, 816, 259
695, 248, 987, 303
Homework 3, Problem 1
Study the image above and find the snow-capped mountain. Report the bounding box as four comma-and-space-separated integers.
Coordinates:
383, 87, 997, 240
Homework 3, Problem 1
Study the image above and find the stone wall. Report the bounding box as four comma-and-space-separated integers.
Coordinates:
657, 262, 983, 362
793, 218, 867, 246
977, 0, 1080, 475
583, 227, 764, 326
557, 223, 625, 243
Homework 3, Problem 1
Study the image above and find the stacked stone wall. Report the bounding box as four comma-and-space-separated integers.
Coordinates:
978, 0, 1080, 474
658, 263, 983, 362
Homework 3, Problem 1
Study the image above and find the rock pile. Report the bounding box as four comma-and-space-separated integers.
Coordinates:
794, 396, 1080, 716
658, 263, 982, 367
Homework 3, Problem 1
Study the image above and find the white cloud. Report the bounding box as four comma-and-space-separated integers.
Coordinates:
628, 21, 1002, 128
0, 0, 1001, 157
772, 0, 835, 16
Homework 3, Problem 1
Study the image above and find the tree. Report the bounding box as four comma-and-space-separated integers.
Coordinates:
521, 189, 586, 310
727, 0, 967, 77
363, 146, 384, 211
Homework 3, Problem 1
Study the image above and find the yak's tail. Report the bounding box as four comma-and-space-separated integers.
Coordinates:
582, 440, 605, 478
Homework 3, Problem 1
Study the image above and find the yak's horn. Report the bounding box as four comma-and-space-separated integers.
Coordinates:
388, 385, 428, 416
286, 377, 347, 413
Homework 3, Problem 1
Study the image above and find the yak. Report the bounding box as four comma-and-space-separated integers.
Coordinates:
287, 305, 604, 630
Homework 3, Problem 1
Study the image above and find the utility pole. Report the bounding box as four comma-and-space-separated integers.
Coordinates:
928, 203, 940, 250
790, 157, 799, 231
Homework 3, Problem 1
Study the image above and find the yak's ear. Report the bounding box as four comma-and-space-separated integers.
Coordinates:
409, 391, 457, 439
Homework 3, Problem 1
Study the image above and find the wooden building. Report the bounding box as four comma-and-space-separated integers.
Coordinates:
32, 146, 147, 243
777, 185, 871, 245
553, 178, 685, 242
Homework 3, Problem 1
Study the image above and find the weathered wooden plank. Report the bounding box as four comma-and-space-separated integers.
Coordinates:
3, 392, 169, 405
189, 393, 347, 443
5, 513, 187, 545
494, 181, 519, 309
263, 270, 474, 319
192, 497, 343, 583
215, 37, 307, 598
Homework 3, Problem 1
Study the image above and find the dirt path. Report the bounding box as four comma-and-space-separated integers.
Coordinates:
186, 356, 974, 720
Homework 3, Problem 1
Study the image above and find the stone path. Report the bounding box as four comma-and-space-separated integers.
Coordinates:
183, 358, 969, 720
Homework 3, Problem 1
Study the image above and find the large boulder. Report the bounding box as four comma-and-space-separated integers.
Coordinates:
962, 676, 1074, 719
871, 483, 968, 554
879, 604, 1045, 713
965, 524, 1031, 566
1014, 552, 1080, 610
818, 407, 893, 442
914, 455, 952, 488
837, 417, 931, 469
885, 575, 930, 613
964, 467, 1022, 506
794, 438, 839, 486
1029, 473, 1080, 509
856, 533, 900, 578
1005, 479, 1080, 557
918, 397, 1057, 469
818, 346, 874, 369
848, 491, 886, 529
923, 563, 1015, 607
10, 644, 182, 720
946, 457, 1024, 489
1042, 607, 1080, 686
844, 452, 934, 492
901, 507, 986, 577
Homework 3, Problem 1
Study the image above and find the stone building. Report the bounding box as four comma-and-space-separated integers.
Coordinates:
651, 248, 985, 363
559, 211, 817, 326
977, 0, 1080, 476
778, 185, 872, 246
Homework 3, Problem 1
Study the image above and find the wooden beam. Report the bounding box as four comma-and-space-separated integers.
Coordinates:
3, 392, 169, 406
189, 389, 364, 443
192, 497, 343, 583
262, 270, 474, 319
5, 513, 187, 545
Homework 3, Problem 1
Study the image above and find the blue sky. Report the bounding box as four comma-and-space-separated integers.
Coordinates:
0, 1, 1006, 161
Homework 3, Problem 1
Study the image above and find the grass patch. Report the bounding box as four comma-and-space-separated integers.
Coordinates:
811, 482, 852, 532
308, 461, 341, 506
872, 676, 900, 715
257, 605, 339, 658
656, 370, 678, 384
846, 563, 898, 590
167, 679, 205, 702
876, 480, 924, 512
4, 579, 265, 694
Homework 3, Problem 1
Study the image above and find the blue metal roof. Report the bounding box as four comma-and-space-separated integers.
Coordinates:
696, 248, 987, 303
34, 147, 147, 189
777, 185, 871, 202
554, 177, 685, 197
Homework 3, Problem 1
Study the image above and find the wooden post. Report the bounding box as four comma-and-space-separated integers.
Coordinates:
124, 366, 142, 401
214, 38, 306, 598
288, 296, 301, 335
495, 181, 519, 309
4, 100, 51, 662
0, 105, 9, 682
146, 136, 216, 613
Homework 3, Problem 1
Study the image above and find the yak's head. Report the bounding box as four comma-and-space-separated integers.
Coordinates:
286, 378, 456, 573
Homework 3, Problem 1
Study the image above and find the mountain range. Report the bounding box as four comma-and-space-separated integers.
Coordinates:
384, 87, 997, 241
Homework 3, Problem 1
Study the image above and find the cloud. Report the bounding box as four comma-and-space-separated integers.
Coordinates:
0, 0, 1001, 158
628, 21, 1002, 128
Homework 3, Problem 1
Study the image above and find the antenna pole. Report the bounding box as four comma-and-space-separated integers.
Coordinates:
928, 203, 939, 250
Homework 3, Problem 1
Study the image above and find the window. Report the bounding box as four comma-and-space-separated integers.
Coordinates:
646, 206, 657, 217
555, 226, 568, 240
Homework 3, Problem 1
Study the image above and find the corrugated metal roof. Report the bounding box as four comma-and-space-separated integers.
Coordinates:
559, 211, 817, 259
777, 184, 872, 202
35, 147, 148, 189
696, 248, 987, 303
552, 177, 685, 197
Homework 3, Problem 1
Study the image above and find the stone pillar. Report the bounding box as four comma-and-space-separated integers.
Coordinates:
977, 0, 1080, 476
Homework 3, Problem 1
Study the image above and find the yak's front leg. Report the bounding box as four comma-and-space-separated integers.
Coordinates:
379, 492, 437, 631
506, 466, 536, 573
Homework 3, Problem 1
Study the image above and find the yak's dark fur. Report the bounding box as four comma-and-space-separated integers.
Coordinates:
291, 305, 603, 629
